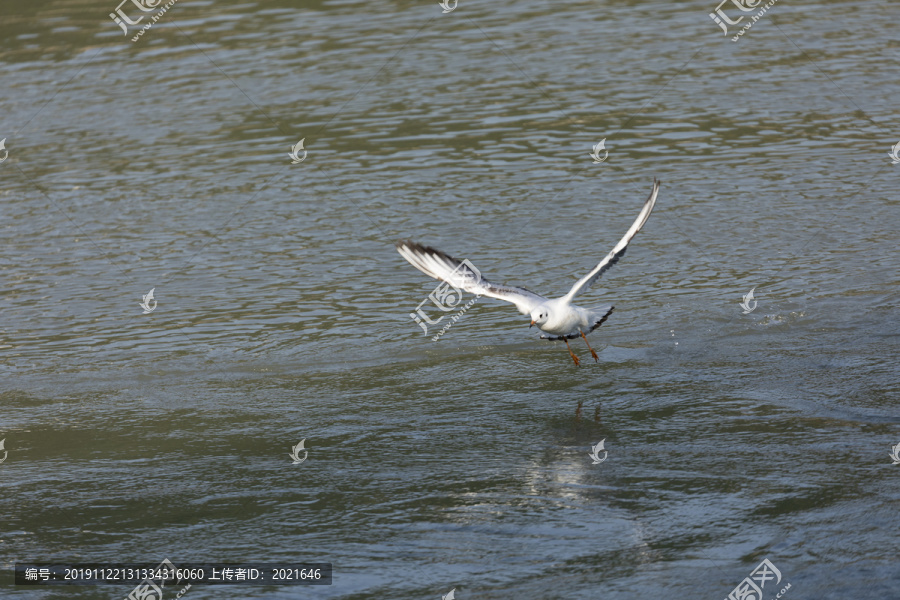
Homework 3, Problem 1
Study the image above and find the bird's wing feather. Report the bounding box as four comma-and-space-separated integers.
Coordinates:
396, 241, 546, 315
563, 178, 660, 302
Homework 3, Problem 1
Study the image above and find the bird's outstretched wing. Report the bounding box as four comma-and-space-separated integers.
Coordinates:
562, 178, 660, 302
396, 241, 546, 315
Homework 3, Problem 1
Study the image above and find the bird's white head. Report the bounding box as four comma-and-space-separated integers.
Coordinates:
529, 306, 550, 328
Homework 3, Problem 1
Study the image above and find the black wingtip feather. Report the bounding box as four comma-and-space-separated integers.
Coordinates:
395, 239, 465, 266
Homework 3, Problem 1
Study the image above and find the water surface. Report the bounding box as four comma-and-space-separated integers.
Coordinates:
1, 0, 899, 598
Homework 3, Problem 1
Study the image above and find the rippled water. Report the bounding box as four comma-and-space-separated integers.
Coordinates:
2, 0, 899, 598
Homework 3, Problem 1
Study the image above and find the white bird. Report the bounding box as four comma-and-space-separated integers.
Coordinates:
396, 179, 660, 365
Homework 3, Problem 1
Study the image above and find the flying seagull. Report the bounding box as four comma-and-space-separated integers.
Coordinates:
396, 178, 660, 365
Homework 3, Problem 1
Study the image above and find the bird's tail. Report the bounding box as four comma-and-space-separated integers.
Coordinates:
588, 306, 615, 332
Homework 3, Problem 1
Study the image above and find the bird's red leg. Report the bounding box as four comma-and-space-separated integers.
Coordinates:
564, 339, 581, 366
581, 330, 599, 362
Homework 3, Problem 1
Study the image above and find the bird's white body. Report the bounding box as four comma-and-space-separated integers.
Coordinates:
540, 298, 587, 334
531, 298, 609, 338
396, 179, 660, 362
